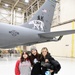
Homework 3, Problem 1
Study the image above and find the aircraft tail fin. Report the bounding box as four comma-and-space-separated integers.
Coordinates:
22, 0, 56, 32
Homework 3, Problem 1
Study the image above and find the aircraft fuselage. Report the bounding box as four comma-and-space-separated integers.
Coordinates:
0, 23, 44, 48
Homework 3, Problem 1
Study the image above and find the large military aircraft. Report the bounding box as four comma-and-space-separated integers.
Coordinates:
0, 0, 75, 48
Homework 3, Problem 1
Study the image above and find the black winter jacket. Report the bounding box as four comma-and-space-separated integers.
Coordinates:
30, 54, 41, 75
40, 53, 61, 75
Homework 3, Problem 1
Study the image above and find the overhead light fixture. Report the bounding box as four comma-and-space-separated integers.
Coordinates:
25, 0, 29, 3
18, 8, 21, 11
5, 4, 9, 7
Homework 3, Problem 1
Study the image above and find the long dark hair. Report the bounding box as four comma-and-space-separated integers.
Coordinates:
30, 50, 40, 65
20, 51, 29, 63
31, 50, 40, 60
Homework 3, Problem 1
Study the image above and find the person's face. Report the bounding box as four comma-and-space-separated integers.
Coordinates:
31, 50, 37, 56
23, 52, 28, 59
41, 49, 48, 57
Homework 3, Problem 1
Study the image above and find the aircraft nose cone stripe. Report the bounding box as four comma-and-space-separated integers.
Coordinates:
9, 30, 19, 36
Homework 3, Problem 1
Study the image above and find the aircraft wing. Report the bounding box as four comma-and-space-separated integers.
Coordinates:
38, 30, 75, 39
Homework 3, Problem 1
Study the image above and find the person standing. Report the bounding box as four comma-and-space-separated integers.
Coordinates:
30, 46, 41, 75
40, 47, 61, 75
15, 51, 31, 75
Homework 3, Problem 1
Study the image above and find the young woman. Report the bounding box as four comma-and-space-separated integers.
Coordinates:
30, 47, 41, 75
15, 51, 31, 75
40, 47, 61, 75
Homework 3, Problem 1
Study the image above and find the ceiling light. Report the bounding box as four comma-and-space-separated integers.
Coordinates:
5, 4, 9, 7
25, 0, 29, 3
18, 8, 21, 11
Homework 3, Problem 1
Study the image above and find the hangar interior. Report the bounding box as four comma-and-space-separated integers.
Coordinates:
0, 0, 75, 58
0, 0, 75, 75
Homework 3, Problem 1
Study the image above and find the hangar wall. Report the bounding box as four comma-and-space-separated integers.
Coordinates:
60, 0, 75, 23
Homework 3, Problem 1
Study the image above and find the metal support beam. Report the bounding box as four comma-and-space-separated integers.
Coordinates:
11, 10, 13, 24
71, 21, 75, 58
12, 0, 20, 10
0, 12, 10, 23
52, 19, 75, 28
0, 0, 1, 3
11, 0, 20, 24
23, 0, 41, 22
22, 12, 24, 24
37, 0, 40, 10
13, 10, 16, 25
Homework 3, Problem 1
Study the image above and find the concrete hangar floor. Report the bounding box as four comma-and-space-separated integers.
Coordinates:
0, 57, 75, 75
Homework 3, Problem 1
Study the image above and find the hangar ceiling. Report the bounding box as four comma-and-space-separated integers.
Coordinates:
0, 0, 44, 10
0, 0, 60, 26
0, 0, 46, 25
